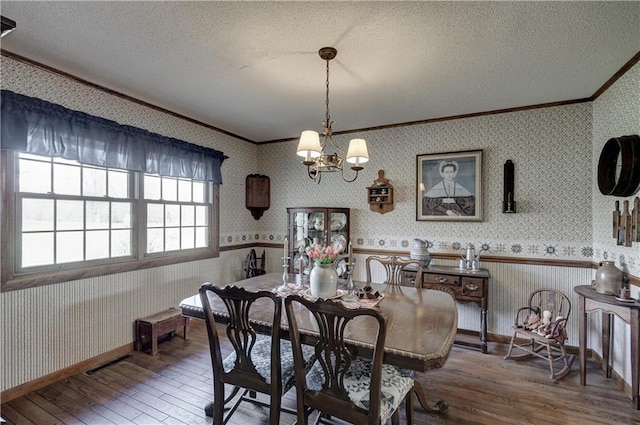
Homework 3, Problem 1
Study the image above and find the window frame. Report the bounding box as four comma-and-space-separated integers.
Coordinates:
1, 151, 220, 292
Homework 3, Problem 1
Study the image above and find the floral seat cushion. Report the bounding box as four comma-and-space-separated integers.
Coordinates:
223, 333, 316, 391
305, 357, 415, 424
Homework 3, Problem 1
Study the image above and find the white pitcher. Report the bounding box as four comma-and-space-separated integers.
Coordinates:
410, 239, 431, 266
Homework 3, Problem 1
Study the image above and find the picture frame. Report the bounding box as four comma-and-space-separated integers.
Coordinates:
416, 149, 483, 221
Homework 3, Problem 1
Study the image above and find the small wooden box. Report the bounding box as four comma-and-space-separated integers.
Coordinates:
135, 308, 189, 355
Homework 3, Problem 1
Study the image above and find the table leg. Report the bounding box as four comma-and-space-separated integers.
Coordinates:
602, 313, 611, 378
632, 309, 639, 410
412, 380, 448, 413
480, 308, 488, 354
579, 295, 586, 386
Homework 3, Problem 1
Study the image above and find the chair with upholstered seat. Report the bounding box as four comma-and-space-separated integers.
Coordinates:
366, 255, 424, 287
284, 294, 415, 425
503, 288, 574, 380
199, 283, 316, 424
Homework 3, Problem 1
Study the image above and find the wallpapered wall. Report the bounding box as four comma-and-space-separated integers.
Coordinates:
0, 56, 260, 391
592, 62, 640, 273
590, 61, 640, 382
0, 56, 262, 241
257, 103, 595, 265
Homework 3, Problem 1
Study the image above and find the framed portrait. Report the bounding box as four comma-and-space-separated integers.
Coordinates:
416, 150, 483, 221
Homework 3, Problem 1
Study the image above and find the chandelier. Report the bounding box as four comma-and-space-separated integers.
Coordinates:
296, 47, 369, 183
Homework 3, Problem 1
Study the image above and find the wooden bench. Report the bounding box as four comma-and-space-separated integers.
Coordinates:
135, 308, 189, 355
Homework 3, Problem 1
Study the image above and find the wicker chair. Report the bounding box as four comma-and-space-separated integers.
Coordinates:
503, 288, 574, 380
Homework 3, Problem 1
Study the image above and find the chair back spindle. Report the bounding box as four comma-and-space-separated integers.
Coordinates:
365, 255, 424, 287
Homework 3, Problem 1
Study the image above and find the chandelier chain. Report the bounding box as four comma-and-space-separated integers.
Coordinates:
325, 57, 331, 131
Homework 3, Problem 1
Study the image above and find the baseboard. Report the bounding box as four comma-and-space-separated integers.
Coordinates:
1, 343, 132, 403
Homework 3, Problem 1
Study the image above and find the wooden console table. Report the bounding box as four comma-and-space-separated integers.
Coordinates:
575, 285, 639, 409
403, 265, 490, 353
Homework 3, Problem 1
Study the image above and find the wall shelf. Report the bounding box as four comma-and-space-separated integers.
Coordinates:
367, 170, 394, 214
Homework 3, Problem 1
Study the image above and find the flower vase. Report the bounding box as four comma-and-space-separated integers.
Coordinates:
309, 262, 338, 298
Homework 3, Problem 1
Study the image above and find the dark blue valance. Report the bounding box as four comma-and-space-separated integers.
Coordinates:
1, 90, 227, 183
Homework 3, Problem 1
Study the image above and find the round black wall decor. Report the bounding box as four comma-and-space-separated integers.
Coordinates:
597, 135, 640, 196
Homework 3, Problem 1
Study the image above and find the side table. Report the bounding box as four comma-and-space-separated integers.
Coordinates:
574, 285, 639, 410
403, 265, 490, 353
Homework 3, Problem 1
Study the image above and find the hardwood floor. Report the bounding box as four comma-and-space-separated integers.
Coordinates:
2, 320, 639, 425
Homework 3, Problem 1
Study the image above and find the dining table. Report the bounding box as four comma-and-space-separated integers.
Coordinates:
179, 272, 458, 414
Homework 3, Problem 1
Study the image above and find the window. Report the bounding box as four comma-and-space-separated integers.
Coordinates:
2, 151, 219, 290
143, 175, 210, 254
16, 153, 134, 271
1, 90, 226, 291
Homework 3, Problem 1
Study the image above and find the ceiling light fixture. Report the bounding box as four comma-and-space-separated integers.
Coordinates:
296, 47, 369, 183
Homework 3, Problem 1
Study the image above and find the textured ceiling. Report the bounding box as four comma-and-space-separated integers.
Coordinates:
1, 1, 639, 143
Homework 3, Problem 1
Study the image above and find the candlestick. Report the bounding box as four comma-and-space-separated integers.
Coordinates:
347, 240, 352, 264
277, 256, 291, 293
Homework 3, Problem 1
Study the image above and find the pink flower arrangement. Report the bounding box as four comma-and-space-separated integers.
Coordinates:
306, 244, 344, 264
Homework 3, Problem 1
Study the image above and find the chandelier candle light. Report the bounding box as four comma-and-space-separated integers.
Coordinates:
296, 47, 369, 183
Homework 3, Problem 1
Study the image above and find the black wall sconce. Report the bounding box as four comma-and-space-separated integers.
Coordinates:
503, 160, 516, 213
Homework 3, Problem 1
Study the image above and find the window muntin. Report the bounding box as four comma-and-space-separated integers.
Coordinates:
7, 153, 217, 286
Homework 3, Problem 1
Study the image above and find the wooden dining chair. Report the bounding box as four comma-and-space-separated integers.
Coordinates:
245, 248, 266, 278
503, 288, 574, 380
366, 255, 424, 287
284, 294, 415, 425
199, 283, 316, 424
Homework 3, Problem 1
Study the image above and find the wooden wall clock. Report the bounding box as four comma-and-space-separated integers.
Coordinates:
597, 135, 640, 196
